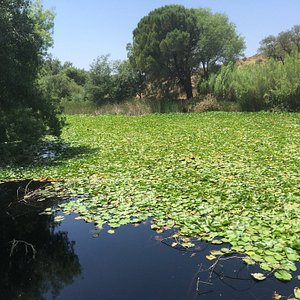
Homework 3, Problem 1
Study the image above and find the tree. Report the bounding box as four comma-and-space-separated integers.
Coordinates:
111, 60, 145, 101
290, 25, 300, 52
130, 5, 200, 100
0, 0, 64, 155
86, 55, 113, 103
130, 5, 244, 100
39, 57, 88, 102
194, 9, 245, 79
258, 25, 300, 62
259, 35, 284, 62
87, 55, 143, 103
63, 65, 88, 86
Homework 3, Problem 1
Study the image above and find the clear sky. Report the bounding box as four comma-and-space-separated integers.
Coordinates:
42, 0, 300, 70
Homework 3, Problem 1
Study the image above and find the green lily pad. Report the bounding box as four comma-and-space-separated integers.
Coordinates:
211, 239, 223, 245
243, 257, 256, 265
274, 270, 292, 281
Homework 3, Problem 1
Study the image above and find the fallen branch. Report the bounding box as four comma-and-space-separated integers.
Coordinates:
9, 239, 37, 259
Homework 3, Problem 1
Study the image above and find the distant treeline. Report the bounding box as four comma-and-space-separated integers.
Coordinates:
40, 22, 300, 113
42, 53, 300, 114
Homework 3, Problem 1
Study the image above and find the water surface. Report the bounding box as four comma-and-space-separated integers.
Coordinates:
1, 181, 299, 300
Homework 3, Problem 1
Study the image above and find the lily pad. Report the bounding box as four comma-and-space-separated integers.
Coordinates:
294, 287, 300, 299
54, 215, 65, 222
206, 255, 217, 261
274, 270, 292, 281
251, 273, 266, 281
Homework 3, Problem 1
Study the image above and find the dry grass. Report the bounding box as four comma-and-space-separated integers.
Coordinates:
62, 99, 152, 116
237, 54, 267, 67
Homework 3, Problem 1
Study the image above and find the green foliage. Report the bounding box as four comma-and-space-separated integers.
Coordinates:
198, 62, 236, 101
1, 113, 300, 285
131, 5, 200, 99
130, 5, 244, 99
0, 0, 64, 156
86, 55, 112, 103
194, 9, 245, 78
259, 25, 300, 62
39, 58, 88, 102
201, 54, 300, 111
86, 55, 143, 104
110, 60, 143, 102
28, 0, 54, 53
62, 66, 88, 86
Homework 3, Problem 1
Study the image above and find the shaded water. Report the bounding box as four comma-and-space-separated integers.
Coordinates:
0, 181, 299, 300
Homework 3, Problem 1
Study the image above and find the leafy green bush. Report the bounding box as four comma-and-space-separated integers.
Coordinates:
200, 54, 300, 111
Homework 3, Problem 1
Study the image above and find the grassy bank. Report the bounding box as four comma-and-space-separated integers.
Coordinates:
1, 112, 300, 282
61, 98, 183, 115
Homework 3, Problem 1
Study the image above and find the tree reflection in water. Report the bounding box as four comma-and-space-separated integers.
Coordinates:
0, 181, 81, 300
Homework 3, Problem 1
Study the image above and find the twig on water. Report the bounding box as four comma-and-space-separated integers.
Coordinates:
9, 239, 37, 259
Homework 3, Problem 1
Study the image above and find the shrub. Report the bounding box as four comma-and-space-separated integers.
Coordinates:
192, 95, 220, 112
200, 53, 300, 111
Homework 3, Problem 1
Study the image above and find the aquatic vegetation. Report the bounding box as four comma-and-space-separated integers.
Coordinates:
1, 112, 300, 283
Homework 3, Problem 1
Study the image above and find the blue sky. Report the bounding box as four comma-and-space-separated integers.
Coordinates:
42, 0, 300, 70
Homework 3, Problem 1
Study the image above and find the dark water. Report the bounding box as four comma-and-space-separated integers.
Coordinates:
0, 181, 299, 300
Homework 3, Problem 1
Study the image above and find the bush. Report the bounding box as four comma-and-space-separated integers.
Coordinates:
192, 95, 220, 112
200, 53, 300, 111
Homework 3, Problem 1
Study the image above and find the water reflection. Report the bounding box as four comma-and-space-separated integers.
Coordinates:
0, 181, 81, 300
1, 181, 299, 300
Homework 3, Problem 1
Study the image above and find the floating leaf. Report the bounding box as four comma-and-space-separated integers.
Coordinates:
260, 263, 272, 271
273, 292, 282, 300
243, 257, 256, 265
182, 242, 195, 248
151, 224, 159, 230
54, 215, 65, 222
274, 270, 292, 281
107, 229, 115, 234
210, 250, 223, 256
287, 253, 299, 261
264, 256, 277, 264
211, 239, 223, 245
220, 247, 230, 254
206, 255, 216, 261
251, 273, 266, 281
294, 287, 300, 299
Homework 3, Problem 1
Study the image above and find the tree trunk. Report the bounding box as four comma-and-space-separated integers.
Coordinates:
179, 75, 193, 112
202, 62, 209, 80
178, 74, 193, 100
183, 77, 193, 100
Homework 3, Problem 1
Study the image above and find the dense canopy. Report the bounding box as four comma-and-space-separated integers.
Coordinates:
0, 0, 64, 157
130, 5, 244, 100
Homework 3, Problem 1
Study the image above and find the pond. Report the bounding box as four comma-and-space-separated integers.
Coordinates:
0, 181, 299, 300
